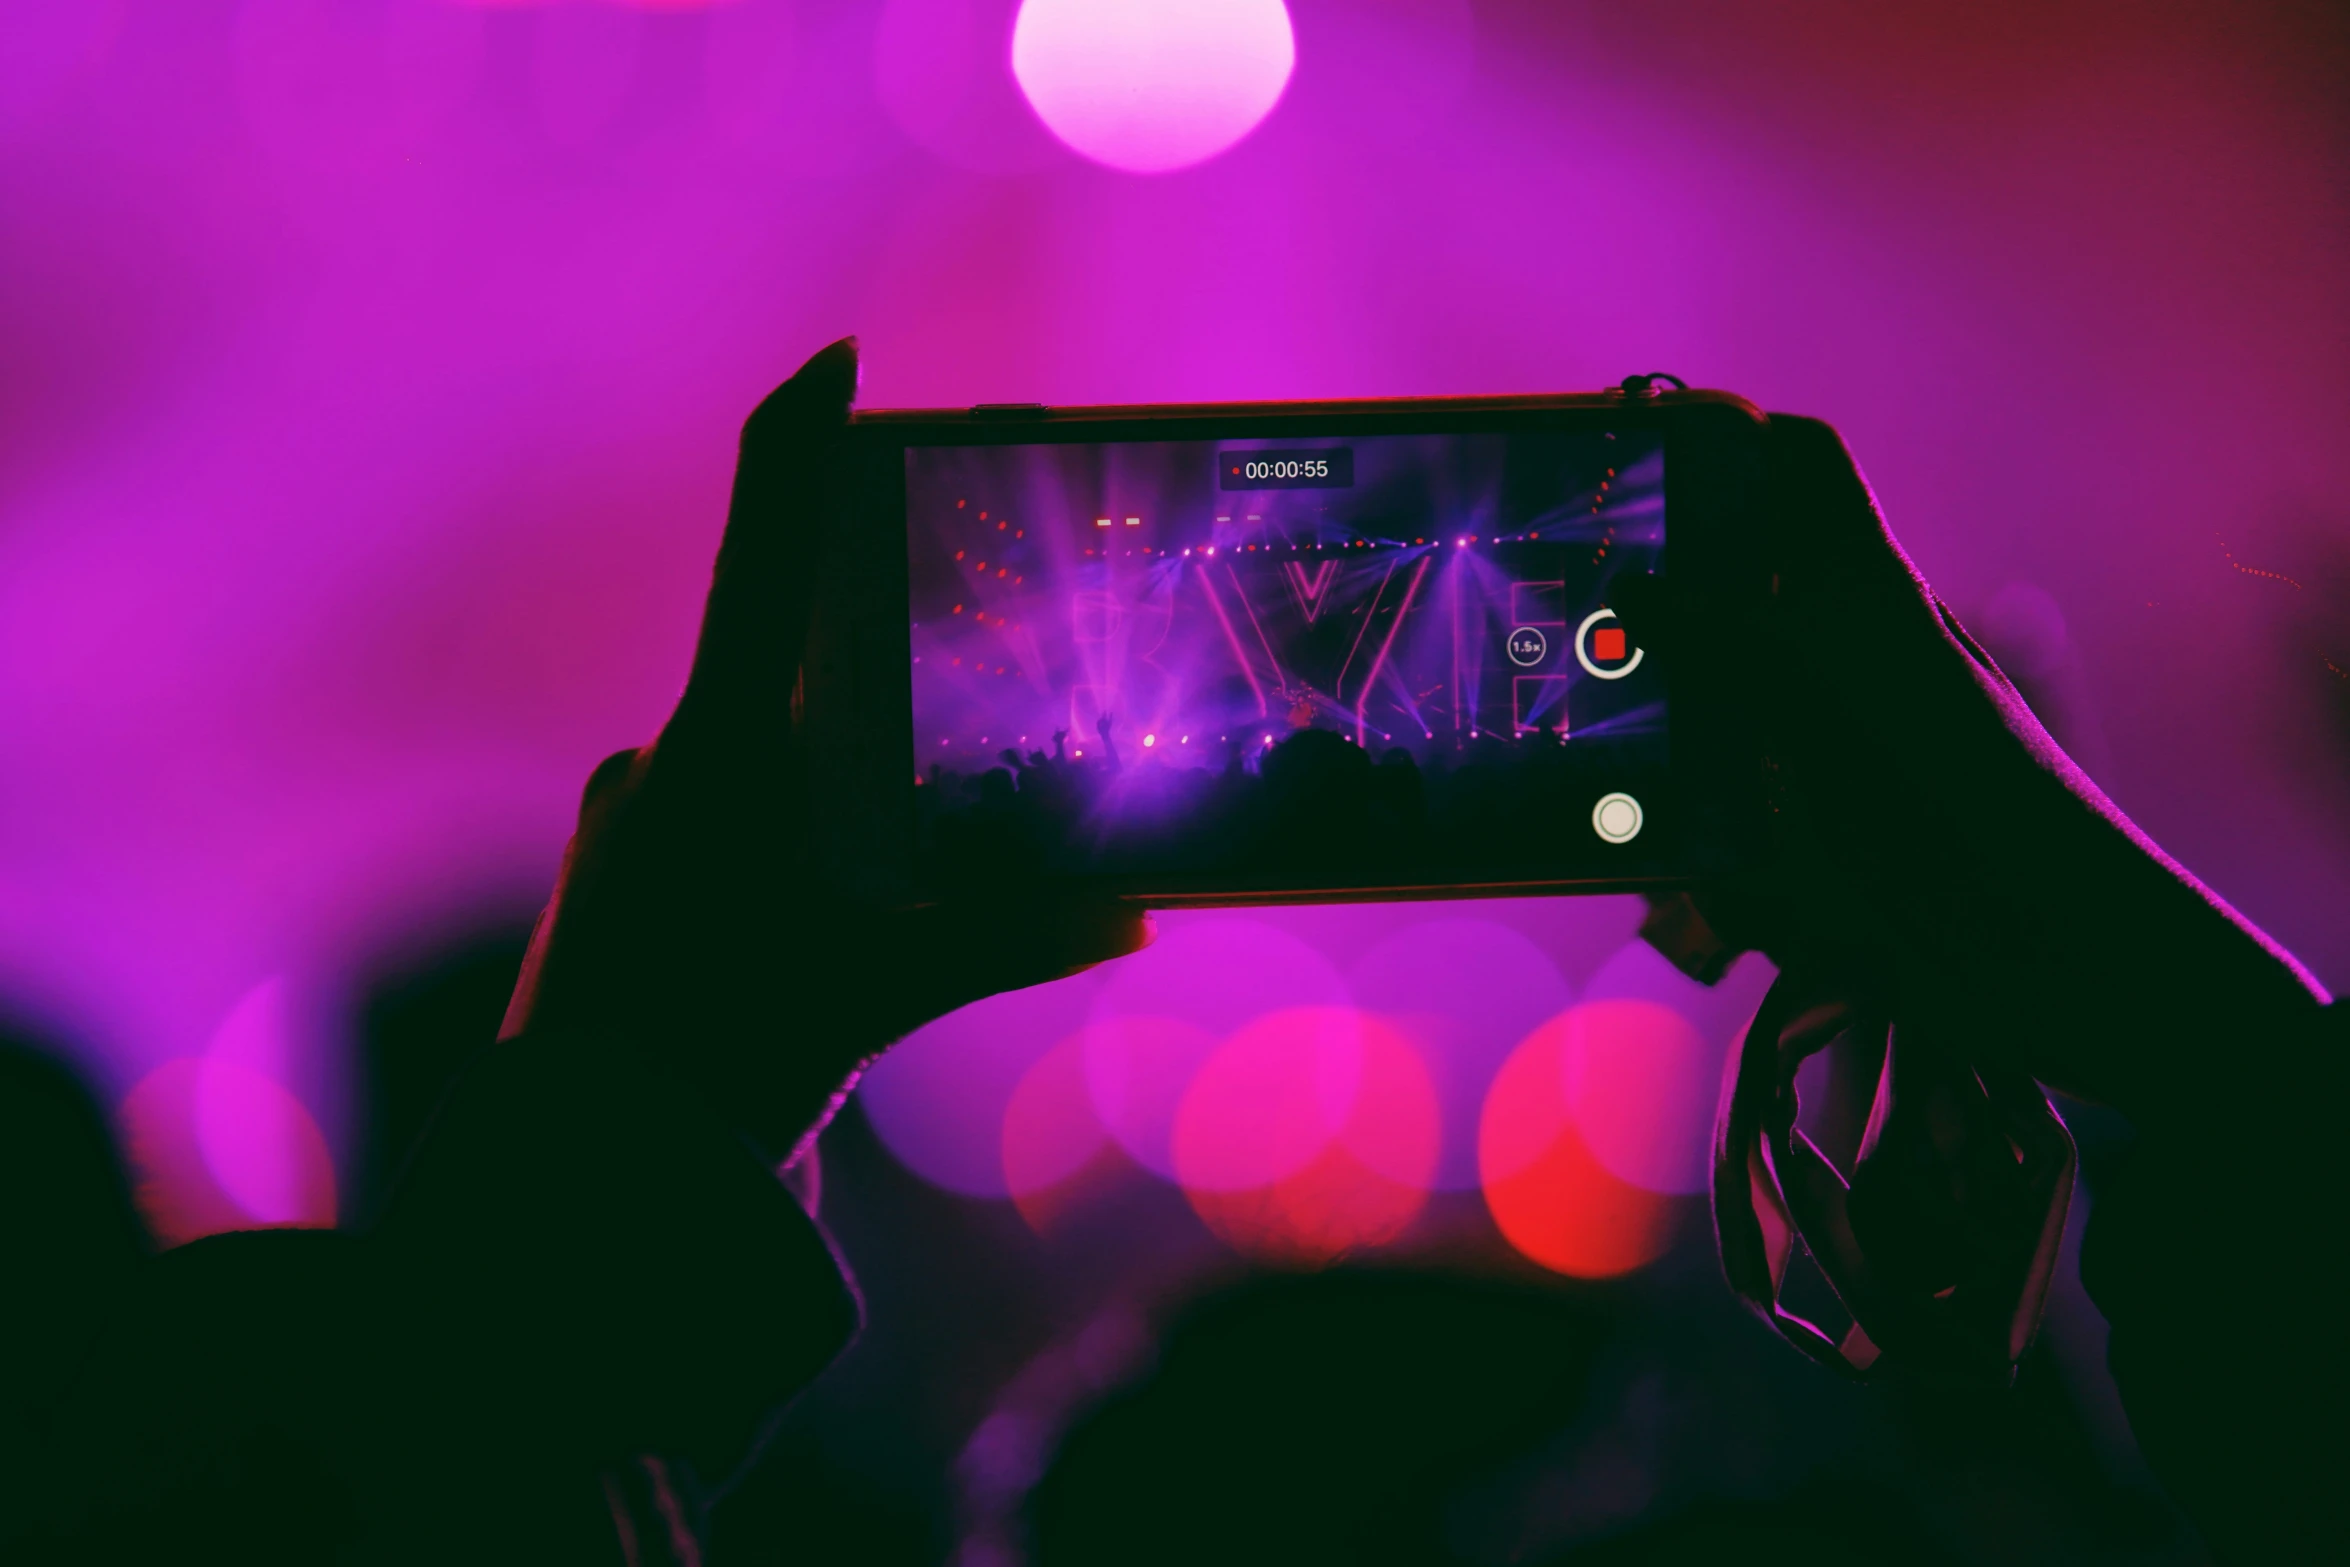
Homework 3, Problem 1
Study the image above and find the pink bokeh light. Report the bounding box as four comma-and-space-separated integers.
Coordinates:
1174, 1007, 1437, 1264
121, 1056, 337, 1247
1555, 998, 1715, 1198
859, 969, 1104, 1198
1011, 0, 1296, 174
1171, 1006, 1370, 1193
1345, 918, 1571, 1191
1077, 1012, 1220, 1181
1002, 1031, 1137, 1232
1080, 914, 1350, 1178
194, 1056, 338, 1228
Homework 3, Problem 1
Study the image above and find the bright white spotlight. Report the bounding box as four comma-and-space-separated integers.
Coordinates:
1012, 0, 1295, 175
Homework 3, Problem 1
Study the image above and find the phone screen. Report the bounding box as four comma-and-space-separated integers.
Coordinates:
902, 428, 1668, 888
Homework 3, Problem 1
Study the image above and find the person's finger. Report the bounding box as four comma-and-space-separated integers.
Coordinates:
579, 747, 646, 822
1760, 414, 1980, 707
673, 336, 860, 747
1760, 415, 1902, 583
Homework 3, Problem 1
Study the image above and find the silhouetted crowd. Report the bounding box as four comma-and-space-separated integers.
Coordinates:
917, 713, 1665, 882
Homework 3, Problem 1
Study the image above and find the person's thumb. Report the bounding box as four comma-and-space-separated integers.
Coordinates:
674, 337, 860, 748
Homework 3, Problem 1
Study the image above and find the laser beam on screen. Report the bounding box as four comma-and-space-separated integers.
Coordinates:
904, 435, 1662, 778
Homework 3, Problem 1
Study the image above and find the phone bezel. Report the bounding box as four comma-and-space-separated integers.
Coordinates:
805, 391, 1769, 909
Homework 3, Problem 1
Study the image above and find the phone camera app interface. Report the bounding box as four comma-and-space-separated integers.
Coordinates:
905, 429, 1666, 885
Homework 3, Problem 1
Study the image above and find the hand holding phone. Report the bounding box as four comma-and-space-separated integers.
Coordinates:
499, 339, 1150, 1159
1611, 416, 2328, 1120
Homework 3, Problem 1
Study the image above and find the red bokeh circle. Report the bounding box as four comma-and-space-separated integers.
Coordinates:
1479, 1015, 1677, 1278
1173, 1007, 1439, 1265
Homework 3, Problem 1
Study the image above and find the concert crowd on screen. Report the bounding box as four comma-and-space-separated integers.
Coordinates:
915, 702, 1654, 881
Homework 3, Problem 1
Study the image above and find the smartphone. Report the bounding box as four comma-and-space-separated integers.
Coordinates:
805, 389, 1770, 908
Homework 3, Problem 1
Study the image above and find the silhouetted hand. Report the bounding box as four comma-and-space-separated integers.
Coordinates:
498, 339, 1149, 1157
1611, 413, 2343, 1562
1609, 415, 2328, 1123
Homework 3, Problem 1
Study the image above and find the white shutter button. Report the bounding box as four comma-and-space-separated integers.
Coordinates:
1591, 792, 1643, 844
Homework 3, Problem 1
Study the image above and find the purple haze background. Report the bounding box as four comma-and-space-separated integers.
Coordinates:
1, 1, 2345, 1206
